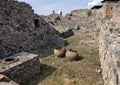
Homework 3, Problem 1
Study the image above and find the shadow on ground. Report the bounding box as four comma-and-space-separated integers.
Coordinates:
21, 63, 57, 85
32, 42, 69, 58
32, 46, 56, 58
76, 56, 84, 61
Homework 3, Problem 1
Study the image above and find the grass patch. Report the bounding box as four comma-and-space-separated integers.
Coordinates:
22, 35, 103, 85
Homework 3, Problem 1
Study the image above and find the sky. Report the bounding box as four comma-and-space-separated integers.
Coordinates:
18, 0, 103, 15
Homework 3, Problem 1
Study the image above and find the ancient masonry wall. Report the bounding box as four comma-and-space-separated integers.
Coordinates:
99, 20, 120, 85
0, 52, 40, 84
102, 1, 120, 21
44, 10, 97, 37
0, 1, 65, 58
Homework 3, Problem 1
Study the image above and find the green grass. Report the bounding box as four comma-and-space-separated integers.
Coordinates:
22, 35, 103, 85
87, 10, 92, 16
66, 35, 93, 46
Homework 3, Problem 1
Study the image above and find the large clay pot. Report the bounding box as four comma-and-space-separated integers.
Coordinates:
54, 46, 66, 57
65, 49, 78, 61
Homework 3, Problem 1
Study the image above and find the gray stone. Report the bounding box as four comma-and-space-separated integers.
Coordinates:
0, 0, 65, 59
99, 21, 120, 85
0, 52, 40, 84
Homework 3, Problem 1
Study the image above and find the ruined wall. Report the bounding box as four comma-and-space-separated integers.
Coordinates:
92, 7, 104, 20
70, 9, 88, 17
99, 20, 120, 85
44, 9, 97, 38
102, 1, 120, 21
112, 2, 120, 23
104, 2, 113, 19
0, 1, 65, 58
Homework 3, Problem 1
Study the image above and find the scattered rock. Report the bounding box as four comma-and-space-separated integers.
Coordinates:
95, 69, 102, 73
79, 40, 95, 45
0, 0, 65, 59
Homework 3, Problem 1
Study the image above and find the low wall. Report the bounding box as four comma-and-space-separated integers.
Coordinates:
0, 76, 19, 85
0, 52, 40, 84
99, 20, 120, 85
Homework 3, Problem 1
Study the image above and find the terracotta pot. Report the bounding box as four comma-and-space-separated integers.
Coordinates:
0, 74, 5, 80
54, 46, 66, 57
65, 49, 78, 61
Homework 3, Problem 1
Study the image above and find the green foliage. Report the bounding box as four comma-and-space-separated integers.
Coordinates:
87, 10, 92, 16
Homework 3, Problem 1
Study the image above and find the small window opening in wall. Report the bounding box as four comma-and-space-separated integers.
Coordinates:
34, 19, 40, 28
111, 7, 113, 10
116, 74, 119, 85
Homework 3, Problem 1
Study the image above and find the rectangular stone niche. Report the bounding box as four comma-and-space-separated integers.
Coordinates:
0, 52, 40, 84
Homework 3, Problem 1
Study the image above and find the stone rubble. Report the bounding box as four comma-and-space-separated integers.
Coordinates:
43, 10, 97, 38
0, 0, 65, 59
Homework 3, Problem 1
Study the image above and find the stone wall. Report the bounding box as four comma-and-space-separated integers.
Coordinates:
112, 2, 120, 23
99, 20, 120, 85
0, 52, 40, 84
0, 1, 65, 58
44, 9, 97, 38
102, 1, 120, 21
70, 9, 88, 17
92, 7, 104, 20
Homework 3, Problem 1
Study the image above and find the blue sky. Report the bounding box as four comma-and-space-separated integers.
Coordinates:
18, 0, 103, 15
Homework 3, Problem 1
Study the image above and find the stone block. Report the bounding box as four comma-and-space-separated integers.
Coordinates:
0, 52, 40, 84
